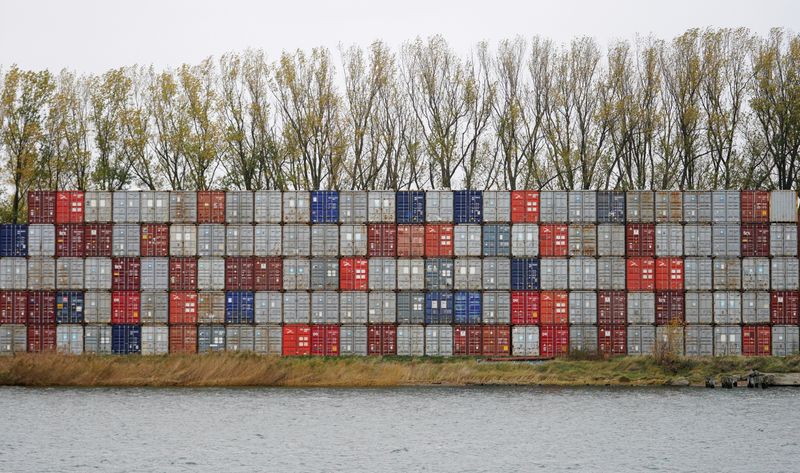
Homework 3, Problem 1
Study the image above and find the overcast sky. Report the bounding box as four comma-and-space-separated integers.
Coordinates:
1, 0, 797, 72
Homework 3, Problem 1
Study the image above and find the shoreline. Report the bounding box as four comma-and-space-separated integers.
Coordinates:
2, 353, 799, 388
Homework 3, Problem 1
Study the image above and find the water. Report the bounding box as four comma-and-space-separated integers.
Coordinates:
1, 386, 799, 472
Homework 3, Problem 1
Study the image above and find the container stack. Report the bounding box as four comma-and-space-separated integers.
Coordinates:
1, 189, 799, 357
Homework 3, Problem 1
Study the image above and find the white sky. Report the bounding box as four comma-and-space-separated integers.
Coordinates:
1, 0, 798, 73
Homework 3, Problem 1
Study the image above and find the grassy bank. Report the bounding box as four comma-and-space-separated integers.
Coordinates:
2, 353, 800, 387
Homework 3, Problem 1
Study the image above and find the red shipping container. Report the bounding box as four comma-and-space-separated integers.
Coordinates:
27, 324, 57, 352
84, 223, 113, 257
770, 291, 799, 325
55, 191, 84, 223
511, 191, 539, 223
0, 291, 27, 324
482, 325, 511, 356
742, 325, 771, 356
226, 257, 255, 290
141, 223, 170, 257
169, 257, 198, 290
539, 224, 568, 257
254, 257, 283, 291
197, 191, 226, 223
283, 324, 312, 356
169, 325, 198, 354
56, 224, 85, 257
111, 291, 140, 324
424, 224, 453, 257
397, 225, 426, 257
540, 324, 569, 357
655, 291, 685, 325
626, 224, 655, 256
627, 257, 655, 291
112, 257, 141, 290
655, 257, 683, 290
741, 191, 770, 223
540, 291, 568, 324
27, 291, 56, 324
169, 291, 198, 324
597, 290, 627, 325
339, 257, 368, 291
28, 191, 57, 224
367, 224, 397, 257
598, 325, 627, 355
454, 325, 482, 355
511, 291, 540, 325
311, 324, 340, 356
740, 223, 770, 257
367, 324, 397, 355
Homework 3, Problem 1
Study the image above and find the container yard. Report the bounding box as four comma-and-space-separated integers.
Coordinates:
0, 189, 798, 358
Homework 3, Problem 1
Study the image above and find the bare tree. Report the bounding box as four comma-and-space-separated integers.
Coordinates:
149, 67, 188, 190
90, 68, 134, 190
178, 58, 221, 190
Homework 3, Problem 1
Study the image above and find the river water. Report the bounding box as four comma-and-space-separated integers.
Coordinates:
1, 386, 798, 472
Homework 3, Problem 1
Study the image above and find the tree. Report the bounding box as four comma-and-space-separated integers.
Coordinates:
178, 58, 221, 190
90, 68, 134, 190
149, 67, 188, 190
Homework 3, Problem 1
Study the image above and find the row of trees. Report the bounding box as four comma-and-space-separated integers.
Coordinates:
1, 28, 799, 223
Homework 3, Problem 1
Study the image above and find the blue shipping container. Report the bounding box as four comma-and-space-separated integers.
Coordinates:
0, 224, 28, 257
112, 324, 141, 354
395, 191, 425, 223
511, 258, 540, 290
425, 291, 454, 324
311, 191, 339, 223
225, 290, 255, 324
482, 224, 511, 256
56, 290, 84, 324
454, 291, 482, 324
454, 190, 483, 223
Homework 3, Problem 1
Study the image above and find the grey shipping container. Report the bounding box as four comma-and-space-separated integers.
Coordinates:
684, 258, 713, 291
482, 257, 511, 290
770, 223, 797, 256
511, 325, 539, 356
283, 258, 310, 290
198, 324, 226, 352
568, 224, 597, 256
84, 257, 112, 290
683, 225, 713, 256
311, 225, 339, 257
226, 225, 254, 256
540, 258, 568, 290
482, 191, 510, 223
311, 291, 339, 323
454, 258, 482, 290
282, 291, 311, 323
397, 292, 424, 324
713, 292, 742, 324
397, 324, 425, 356
113, 224, 141, 256
771, 257, 800, 290
140, 257, 169, 291
28, 224, 55, 256
254, 225, 282, 256
539, 191, 569, 223
370, 257, 398, 290
226, 191, 254, 224
368, 191, 395, 222
340, 324, 368, 355
482, 291, 510, 325
655, 191, 682, 222
84, 291, 111, 323
197, 291, 226, 323
25, 257, 52, 289
425, 191, 454, 222
627, 292, 655, 324
424, 258, 452, 291
712, 258, 742, 290
338, 191, 368, 223
340, 292, 369, 324
254, 191, 282, 223
397, 259, 425, 290
84, 324, 112, 354
424, 325, 453, 356
310, 258, 339, 290
685, 325, 714, 356
254, 291, 283, 324
627, 325, 656, 356
568, 191, 596, 223
742, 292, 771, 324
626, 191, 655, 222
656, 326, 685, 356
283, 224, 311, 257
597, 257, 626, 290
569, 324, 598, 353
741, 258, 770, 291
139, 191, 169, 223
0, 324, 26, 354
339, 224, 368, 256
141, 291, 169, 324
254, 325, 282, 355
685, 292, 713, 324
770, 190, 797, 222
84, 191, 113, 222
712, 191, 740, 223
112, 191, 141, 223
56, 257, 84, 289
568, 257, 597, 290
197, 258, 225, 290
282, 191, 310, 223
772, 325, 800, 356
169, 224, 197, 256
56, 325, 83, 354
454, 224, 482, 257
569, 291, 597, 324
511, 224, 538, 257
368, 291, 396, 323
682, 191, 712, 223
170, 191, 198, 223
712, 224, 740, 257
597, 224, 625, 256
141, 325, 169, 355
655, 224, 683, 256
226, 325, 255, 352
714, 325, 742, 356
197, 224, 226, 257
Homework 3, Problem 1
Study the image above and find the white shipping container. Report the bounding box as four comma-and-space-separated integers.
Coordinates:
56, 325, 83, 355
311, 291, 339, 324
139, 191, 169, 223
454, 224, 482, 256
397, 324, 425, 356
283, 258, 310, 291
282, 292, 311, 323
197, 224, 225, 257
626, 191, 655, 222
683, 225, 713, 256
568, 191, 596, 222
741, 258, 770, 291
226, 225, 254, 256
311, 225, 339, 257
597, 257, 626, 290
369, 257, 397, 291
682, 191, 712, 223
226, 191, 254, 224
170, 224, 197, 257
283, 224, 311, 256
56, 257, 84, 289
568, 224, 597, 256
569, 291, 597, 324
84, 291, 111, 323
627, 325, 656, 356
140, 257, 169, 291
226, 325, 255, 352
424, 325, 453, 356
340, 292, 369, 324
742, 292, 771, 324
712, 258, 741, 290
25, 257, 53, 290
338, 191, 368, 223
482, 191, 510, 223
569, 324, 598, 353
511, 224, 539, 257
713, 292, 742, 324
539, 191, 568, 223
627, 292, 655, 324
656, 326, 685, 356
769, 223, 797, 256
340, 324, 368, 356
482, 257, 510, 290
254, 191, 282, 223
540, 258, 568, 290
482, 291, 511, 325
84, 191, 113, 222
197, 258, 225, 290
568, 257, 597, 290
511, 325, 539, 356
684, 257, 713, 291
0, 324, 26, 354
112, 224, 140, 257
425, 191, 454, 222
685, 292, 713, 324
770, 190, 797, 222
685, 325, 714, 356
712, 191, 740, 223
141, 325, 169, 355
655, 224, 683, 256
254, 325, 282, 355
282, 191, 310, 223
597, 224, 625, 256
454, 258, 482, 290
254, 225, 282, 256
27, 224, 55, 256
771, 257, 800, 290
140, 292, 169, 324
368, 291, 396, 323
772, 326, 800, 356
112, 191, 141, 223
169, 191, 197, 223
368, 191, 395, 222
711, 224, 740, 257
339, 224, 368, 256
397, 258, 425, 290
714, 325, 742, 356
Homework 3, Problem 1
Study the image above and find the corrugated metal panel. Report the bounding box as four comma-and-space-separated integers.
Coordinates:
0, 224, 28, 257
28, 224, 55, 256
225, 291, 254, 324
453, 190, 482, 223
140, 191, 170, 223
282, 258, 310, 290
569, 324, 598, 353
253, 224, 282, 256
397, 324, 425, 356
714, 325, 742, 356
225, 225, 254, 256
368, 291, 396, 323
253, 191, 282, 223
568, 224, 597, 256
397, 258, 426, 290
225, 191, 254, 224
568, 257, 597, 290
197, 324, 226, 352
539, 191, 568, 223
568, 191, 596, 223
56, 324, 83, 354
140, 223, 169, 257
511, 291, 543, 326
711, 224, 740, 257
770, 223, 797, 256
683, 225, 712, 256
369, 257, 397, 290
340, 292, 369, 324
84, 191, 112, 223
597, 224, 625, 256
57, 192, 86, 224
55, 224, 84, 257
111, 324, 141, 354
339, 324, 368, 355
568, 291, 597, 324
685, 292, 713, 324
481, 291, 510, 325
339, 224, 367, 256
655, 191, 682, 222
112, 191, 140, 223
424, 258, 453, 290
310, 225, 338, 257
55, 257, 84, 289
140, 257, 169, 291
771, 257, 799, 290
197, 258, 225, 290
396, 224, 425, 257
510, 224, 537, 257
684, 257, 712, 291
771, 291, 799, 325
55, 291, 83, 323
682, 191, 712, 223
424, 325, 453, 356
141, 325, 169, 355
310, 191, 339, 223
310, 258, 339, 290
627, 325, 655, 355
742, 291, 771, 324
772, 325, 800, 356
395, 191, 425, 224
84, 291, 111, 323
655, 291, 684, 325
654, 257, 683, 291
169, 224, 196, 256
282, 224, 311, 257
254, 324, 282, 355
226, 325, 255, 352
626, 224, 655, 256
769, 190, 797, 222
28, 191, 56, 224
510, 191, 539, 223
685, 325, 714, 356
655, 224, 683, 256
25, 257, 52, 290
511, 325, 539, 356
311, 291, 339, 324
598, 290, 626, 325
454, 258, 482, 290
454, 224, 482, 256
482, 191, 510, 223
625, 191, 654, 222
338, 191, 368, 223
83, 324, 112, 354
712, 258, 741, 290
197, 291, 225, 323
169, 191, 197, 223
596, 191, 625, 223
169, 291, 199, 324
368, 191, 395, 223
112, 224, 140, 257
740, 224, 769, 257
483, 224, 511, 257
539, 258, 567, 290
140, 291, 168, 324
741, 191, 770, 223
282, 191, 310, 223
712, 191, 741, 223
84, 257, 112, 290
482, 257, 511, 290
425, 291, 454, 324
741, 258, 770, 290
397, 292, 424, 324
454, 291, 482, 324
627, 292, 655, 324
713, 292, 742, 324
282, 291, 311, 323
597, 257, 626, 290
